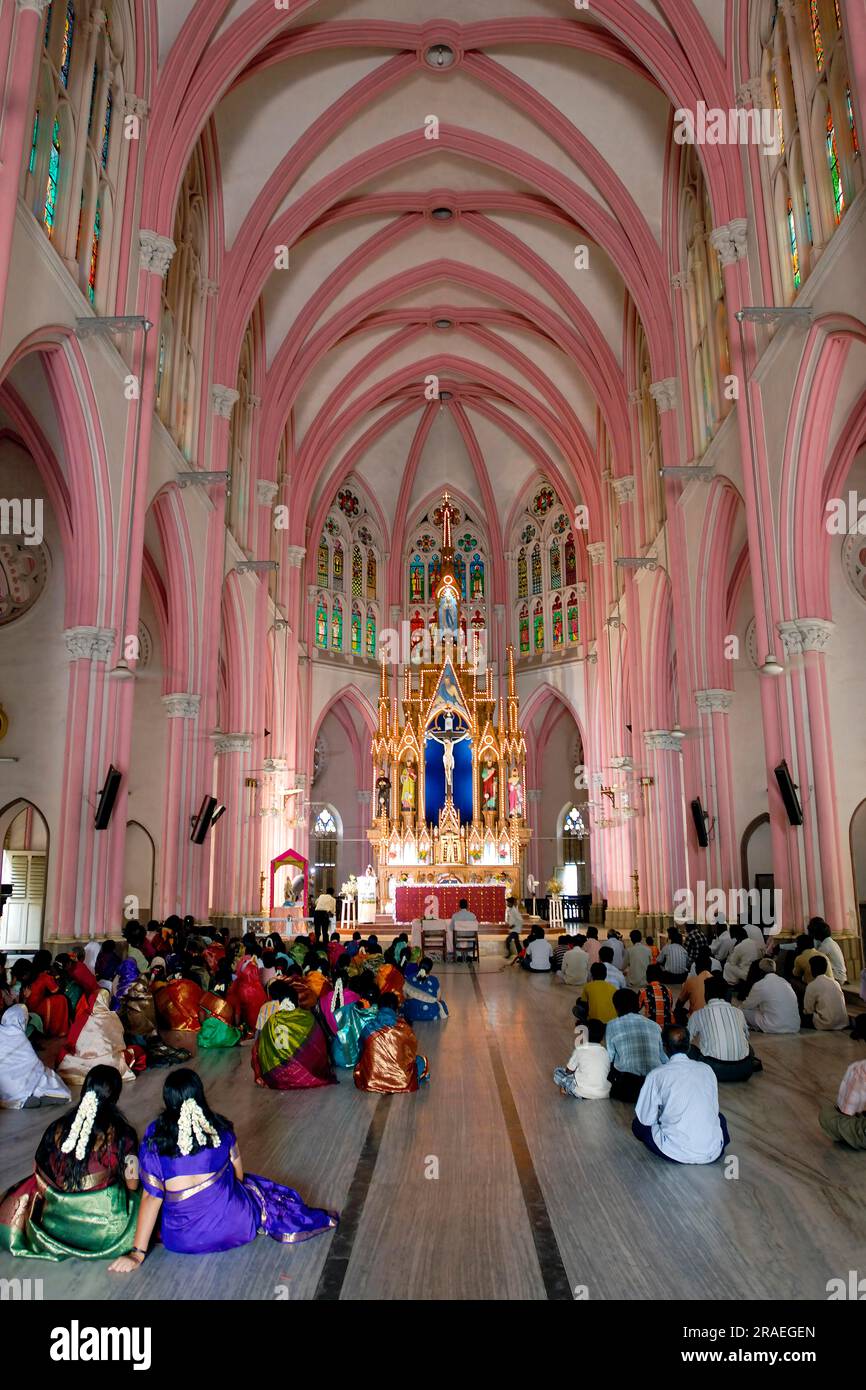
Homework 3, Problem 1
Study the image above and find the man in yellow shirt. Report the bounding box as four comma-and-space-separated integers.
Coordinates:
577, 962, 618, 1026
792, 933, 825, 998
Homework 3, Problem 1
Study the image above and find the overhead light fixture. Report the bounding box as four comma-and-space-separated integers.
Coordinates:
431, 206, 454, 221
425, 43, 455, 69
108, 660, 135, 682
759, 653, 785, 677
433, 318, 453, 329
670, 724, 686, 741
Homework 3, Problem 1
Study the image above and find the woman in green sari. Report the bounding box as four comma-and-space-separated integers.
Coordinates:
0, 1065, 140, 1261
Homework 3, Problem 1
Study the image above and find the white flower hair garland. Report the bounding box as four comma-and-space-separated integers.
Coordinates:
61, 1089, 99, 1160
177, 1098, 220, 1156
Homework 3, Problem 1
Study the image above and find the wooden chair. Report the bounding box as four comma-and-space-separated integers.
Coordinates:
453, 927, 479, 963
421, 926, 448, 963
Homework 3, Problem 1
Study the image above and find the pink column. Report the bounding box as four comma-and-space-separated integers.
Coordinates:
211, 735, 255, 919
694, 690, 737, 893
158, 694, 202, 916
643, 731, 687, 919
0, 0, 49, 329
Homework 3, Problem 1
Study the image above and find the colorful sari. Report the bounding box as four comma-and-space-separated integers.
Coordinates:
153, 978, 203, 1032
402, 964, 449, 1023
198, 992, 241, 1049
139, 1125, 337, 1252
110, 959, 140, 1012
27, 973, 69, 1037
227, 957, 267, 1033
0, 1122, 139, 1261
202, 942, 226, 976
120, 979, 157, 1038
353, 1008, 429, 1093
58, 991, 135, 1086
319, 984, 365, 1069
376, 963, 405, 1000
252, 1004, 335, 1089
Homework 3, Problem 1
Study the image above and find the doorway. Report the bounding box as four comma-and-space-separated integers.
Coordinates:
0, 799, 49, 952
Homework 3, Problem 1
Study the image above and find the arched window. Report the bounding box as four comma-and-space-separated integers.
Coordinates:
562, 804, 587, 861
315, 595, 328, 649
531, 544, 542, 595
454, 552, 466, 599
366, 549, 377, 599
157, 138, 208, 459
351, 604, 362, 655
331, 597, 343, 651
317, 539, 329, 589
312, 808, 339, 895
24, 2, 130, 309
409, 555, 424, 603
549, 540, 561, 590
366, 607, 377, 657
316, 493, 381, 662
679, 144, 731, 454
469, 555, 484, 600
519, 604, 529, 655
429, 553, 441, 594
567, 592, 579, 645
564, 532, 577, 586
332, 541, 343, 592
551, 595, 564, 648
351, 545, 362, 598
517, 548, 528, 598
533, 600, 544, 652
513, 491, 581, 659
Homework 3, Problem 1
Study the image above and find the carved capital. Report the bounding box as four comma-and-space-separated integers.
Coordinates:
285, 545, 306, 568
211, 385, 239, 419
213, 733, 253, 755
710, 219, 749, 266
139, 230, 176, 278
736, 77, 767, 108
650, 378, 678, 412
124, 92, 148, 119
587, 542, 606, 567
256, 479, 279, 507
63, 626, 115, 662
162, 693, 201, 719
779, 617, 834, 653
670, 270, 691, 291
627, 387, 644, 405
576, 581, 588, 600
695, 688, 733, 713
644, 729, 684, 752
612, 475, 636, 505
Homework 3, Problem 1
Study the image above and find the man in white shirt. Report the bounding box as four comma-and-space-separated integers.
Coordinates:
315, 891, 336, 915
633, 1027, 729, 1164
802, 956, 849, 1030
606, 932, 627, 972
723, 925, 763, 987
740, 960, 800, 1033
553, 1019, 611, 1099
504, 896, 524, 958
743, 920, 766, 948
811, 918, 848, 985
559, 936, 589, 986
598, 945, 627, 989
521, 928, 553, 972
626, 929, 653, 989
710, 923, 734, 964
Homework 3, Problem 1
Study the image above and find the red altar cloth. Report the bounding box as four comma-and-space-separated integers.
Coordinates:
394, 884, 506, 924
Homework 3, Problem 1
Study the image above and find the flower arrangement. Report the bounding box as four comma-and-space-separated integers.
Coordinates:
547, 876, 563, 896
340, 875, 358, 898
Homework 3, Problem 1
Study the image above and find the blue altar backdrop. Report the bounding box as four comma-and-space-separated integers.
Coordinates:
424, 726, 473, 824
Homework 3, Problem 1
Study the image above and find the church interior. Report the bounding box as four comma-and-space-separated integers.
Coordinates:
1, 0, 866, 1311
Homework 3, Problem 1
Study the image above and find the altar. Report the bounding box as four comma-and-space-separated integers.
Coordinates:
395, 883, 507, 924
367, 491, 530, 915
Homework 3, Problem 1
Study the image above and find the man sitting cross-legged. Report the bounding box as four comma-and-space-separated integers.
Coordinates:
632, 1025, 730, 1164
819, 1057, 866, 1150
604, 989, 667, 1103
687, 975, 761, 1082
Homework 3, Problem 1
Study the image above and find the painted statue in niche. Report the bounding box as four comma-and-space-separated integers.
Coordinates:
438, 587, 458, 638
507, 769, 524, 818
376, 774, 391, 820
400, 761, 417, 813
481, 759, 498, 812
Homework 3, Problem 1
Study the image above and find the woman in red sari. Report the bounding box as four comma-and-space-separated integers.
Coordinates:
26, 955, 69, 1038
152, 972, 203, 1032
226, 954, 267, 1035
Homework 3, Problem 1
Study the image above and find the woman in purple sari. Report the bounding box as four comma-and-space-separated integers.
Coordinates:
108, 1069, 337, 1272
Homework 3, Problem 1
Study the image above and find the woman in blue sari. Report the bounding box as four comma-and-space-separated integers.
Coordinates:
402, 957, 449, 1024
108, 1069, 337, 1273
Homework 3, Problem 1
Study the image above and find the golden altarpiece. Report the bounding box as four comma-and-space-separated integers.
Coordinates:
367, 494, 531, 910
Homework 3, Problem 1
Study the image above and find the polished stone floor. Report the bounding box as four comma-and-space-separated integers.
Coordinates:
1, 963, 864, 1301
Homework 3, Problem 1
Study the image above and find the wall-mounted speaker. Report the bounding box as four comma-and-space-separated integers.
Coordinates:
190, 795, 218, 844
94, 765, 122, 830
691, 797, 709, 848
774, 760, 803, 826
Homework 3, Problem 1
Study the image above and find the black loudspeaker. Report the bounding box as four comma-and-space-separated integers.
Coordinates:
94, 765, 122, 830
774, 760, 804, 826
691, 797, 709, 848
190, 795, 218, 844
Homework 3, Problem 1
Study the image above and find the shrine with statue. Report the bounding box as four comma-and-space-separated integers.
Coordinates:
368, 493, 531, 923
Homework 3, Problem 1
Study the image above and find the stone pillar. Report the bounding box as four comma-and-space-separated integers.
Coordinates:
158, 694, 202, 917
643, 730, 686, 924
210, 734, 254, 919
694, 688, 737, 893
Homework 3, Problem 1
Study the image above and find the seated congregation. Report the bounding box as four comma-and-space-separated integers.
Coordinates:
510, 912, 865, 1164
0, 916, 450, 1267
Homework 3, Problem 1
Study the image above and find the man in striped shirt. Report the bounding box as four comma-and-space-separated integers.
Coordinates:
819, 1058, 866, 1149
687, 976, 760, 1082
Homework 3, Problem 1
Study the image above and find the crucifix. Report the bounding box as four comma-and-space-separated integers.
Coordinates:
429, 712, 470, 798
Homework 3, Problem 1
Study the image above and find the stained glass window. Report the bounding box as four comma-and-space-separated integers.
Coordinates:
551, 595, 563, 648
563, 806, 587, 837
44, 118, 61, 235
826, 109, 844, 222
847, 87, 860, 155
101, 89, 112, 170
567, 597, 579, 644
517, 548, 528, 599
533, 601, 544, 653
317, 540, 329, 588
787, 197, 800, 288
366, 608, 376, 657
454, 553, 466, 599
519, 605, 529, 656
351, 545, 362, 598
469, 555, 484, 599
88, 197, 101, 303
59, 2, 75, 89
366, 549, 376, 599
315, 598, 328, 649
331, 598, 343, 650
29, 112, 39, 174
429, 553, 441, 594
772, 73, 784, 155
531, 544, 542, 596
549, 541, 561, 590
810, 0, 824, 71
409, 555, 424, 603
351, 605, 362, 655
332, 541, 343, 591
565, 532, 577, 586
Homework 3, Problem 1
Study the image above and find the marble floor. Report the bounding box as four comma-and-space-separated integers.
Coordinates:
1, 963, 864, 1301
